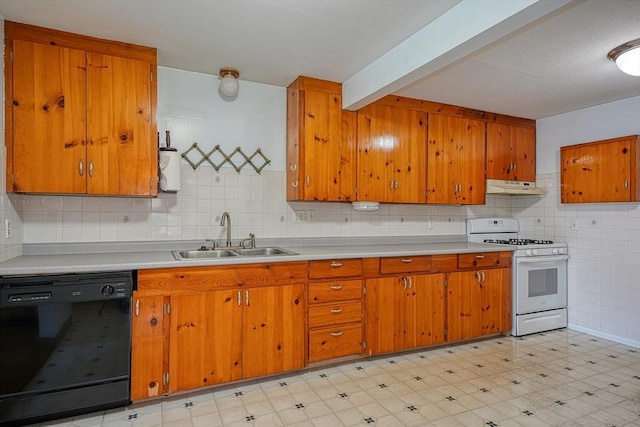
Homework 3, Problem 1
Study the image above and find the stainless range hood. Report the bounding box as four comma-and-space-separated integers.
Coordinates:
486, 179, 546, 195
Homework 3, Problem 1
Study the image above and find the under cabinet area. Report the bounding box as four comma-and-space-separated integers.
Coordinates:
561, 135, 639, 203
130, 251, 512, 400
131, 262, 307, 400
5, 21, 158, 196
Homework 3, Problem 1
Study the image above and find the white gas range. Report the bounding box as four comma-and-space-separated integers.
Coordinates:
467, 218, 569, 336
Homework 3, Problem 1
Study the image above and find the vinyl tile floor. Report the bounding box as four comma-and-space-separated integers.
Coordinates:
34, 329, 640, 427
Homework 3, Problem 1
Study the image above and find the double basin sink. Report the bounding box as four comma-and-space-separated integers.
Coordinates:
172, 247, 298, 260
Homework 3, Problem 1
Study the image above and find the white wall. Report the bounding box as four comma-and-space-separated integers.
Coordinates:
514, 96, 640, 347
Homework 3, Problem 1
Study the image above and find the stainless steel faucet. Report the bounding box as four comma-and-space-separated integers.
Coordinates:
220, 211, 232, 247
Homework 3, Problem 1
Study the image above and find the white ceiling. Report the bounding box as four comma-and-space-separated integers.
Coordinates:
0, 0, 638, 119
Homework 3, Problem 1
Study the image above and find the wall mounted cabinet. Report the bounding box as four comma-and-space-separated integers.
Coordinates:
486, 122, 536, 182
286, 76, 356, 202
426, 114, 486, 204
357, 103, 426, 203
561, 135, 639, 203
5, 21, 158, 196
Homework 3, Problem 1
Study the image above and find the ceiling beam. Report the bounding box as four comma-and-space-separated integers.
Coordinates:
342, 0, 575, 111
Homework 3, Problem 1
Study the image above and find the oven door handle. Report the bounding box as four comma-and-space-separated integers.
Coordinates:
517, 255, 569, 264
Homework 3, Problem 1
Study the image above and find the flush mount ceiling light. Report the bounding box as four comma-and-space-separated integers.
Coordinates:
607, 38, 640, 76
219, 67, 240, 97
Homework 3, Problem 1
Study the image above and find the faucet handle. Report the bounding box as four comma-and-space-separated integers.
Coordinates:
241, 233, 256, 249
204, 239, 217, 250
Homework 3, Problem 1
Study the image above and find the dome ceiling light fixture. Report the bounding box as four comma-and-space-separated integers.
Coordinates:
607, 38, 640, 76
219, 67, 240, 97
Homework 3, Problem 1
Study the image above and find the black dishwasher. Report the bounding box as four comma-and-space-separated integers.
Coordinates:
0, 271, 134, 426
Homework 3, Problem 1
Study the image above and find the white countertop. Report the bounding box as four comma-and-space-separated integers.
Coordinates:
0, 239, 514, 276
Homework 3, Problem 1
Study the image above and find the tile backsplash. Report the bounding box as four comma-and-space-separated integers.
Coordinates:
15, 166, 512, 245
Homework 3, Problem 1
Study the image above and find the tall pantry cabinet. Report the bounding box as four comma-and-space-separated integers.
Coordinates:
5, 21, 158, 195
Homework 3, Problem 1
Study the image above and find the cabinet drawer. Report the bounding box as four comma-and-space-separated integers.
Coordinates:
458, 252, 502, 269
309, 302, 362, 328
379, 255, 432, 274
308, 323, 362, 362
309, 259, 362, 279
309, 280, 362, 304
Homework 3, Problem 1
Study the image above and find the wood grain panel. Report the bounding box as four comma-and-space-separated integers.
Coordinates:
486, 122, 536, 182
408, 273, 445, 348
446, 271, 482, 341
169, 291, 243, 392
364, 276, 407, 355
480, 269, 512, 335
393, 107, 427, 203
11, 40, 86, 193
458, 253, 501, 269
308, 302, 362, 328
379, 255, 432, 274
137, 262, 308, 295
242, 284, 306, 378
87, 52, 155, 195
308, 259, 362, 279
131, 295, 166, 400
356, 103, 394, 201
308, 323, 363, 362
308, 280, 362, 304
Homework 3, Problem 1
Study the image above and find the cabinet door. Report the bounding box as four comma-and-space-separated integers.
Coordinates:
86, 53, 155, 196
169, 290, 243, 393
364, 277, 407, 354
131, 295, 166, 401
357, 104, 395, 201
242, 284, 305, 378
427, 114, 486, 204
408, 274, 445, 348
486, 123, 536, 182
561, 138, 635, 203
301, 90, 355, 201
11, 40, 87, 193
446, 271, 482, 341
394, 108, 427, 203
479, 269, 511, 335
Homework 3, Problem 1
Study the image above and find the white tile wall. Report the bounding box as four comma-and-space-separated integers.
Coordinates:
512, 172, 640, 346
15, 165, 513, 245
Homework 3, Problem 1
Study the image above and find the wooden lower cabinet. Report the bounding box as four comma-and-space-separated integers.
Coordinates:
364, 273, 445, 356
446, 268, 511, 341
131, 283, 305, 400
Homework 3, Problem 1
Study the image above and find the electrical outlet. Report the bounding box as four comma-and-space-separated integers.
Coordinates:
428, 217, 435, 229
5, 219, 11, 239
570, 219, 578, 231
293, 210, 306, 223
307, 210, 315, 222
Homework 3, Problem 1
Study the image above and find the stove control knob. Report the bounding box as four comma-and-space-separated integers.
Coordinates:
552, 248, 559, 254
559, 248, 566, 254
525, 250, 532, 256
532, 250, 538, 256
101, 285, 115, 297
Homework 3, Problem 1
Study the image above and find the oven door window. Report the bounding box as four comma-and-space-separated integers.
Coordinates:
516, 258, 567, 314
0, 299, 131, 397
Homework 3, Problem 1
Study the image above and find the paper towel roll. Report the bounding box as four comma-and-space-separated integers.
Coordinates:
159, 149, 182, 192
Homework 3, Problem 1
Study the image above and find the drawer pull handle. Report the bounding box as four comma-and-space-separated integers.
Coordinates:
330, 331, 344, 337
330, 262, 344, 268
475, 255, 485, 259
330, 308, 343, 314
401, 259, 413, 263
329, 285, 343, 290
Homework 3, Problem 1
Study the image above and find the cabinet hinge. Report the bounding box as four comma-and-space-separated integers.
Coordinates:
444, 328, 448, 336
363, 285, 367, 296
444, 278, 448, 287
164, 303, 171, 315
163, 372, 169, 386
354, 187, 358, 194
362, 341, 367, 350
150, 70, 154, 82
11, 173, 14, 183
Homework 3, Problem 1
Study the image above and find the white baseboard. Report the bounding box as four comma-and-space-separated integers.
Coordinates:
568, 323, 640, 348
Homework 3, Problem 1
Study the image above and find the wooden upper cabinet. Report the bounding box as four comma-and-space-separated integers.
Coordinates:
287, 76, 356, 201
561, 135, 639, 203
357, 103, 426, 203
5, 21, 158, 196
426, 114, 486, 204
486, 122, 536, 182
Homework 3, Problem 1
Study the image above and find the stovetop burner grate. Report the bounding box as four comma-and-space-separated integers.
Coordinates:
483, 238, 554, 245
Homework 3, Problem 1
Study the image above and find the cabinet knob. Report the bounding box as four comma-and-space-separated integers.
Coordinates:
329, 308, 343, 314
78, 160, 83, 176
329, 285, 343, 290
401, 259, 413, 263
330, 331, 344, 337
292, 181, 299, 188
330, 262, 344, 268
290, 164, 297, 171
